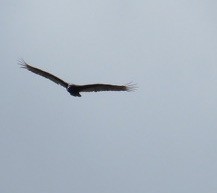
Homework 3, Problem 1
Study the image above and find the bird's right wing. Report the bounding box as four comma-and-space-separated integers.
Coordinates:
18, 59, 69, 88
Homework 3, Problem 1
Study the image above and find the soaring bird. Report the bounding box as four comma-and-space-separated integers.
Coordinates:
19, 59, 136, 97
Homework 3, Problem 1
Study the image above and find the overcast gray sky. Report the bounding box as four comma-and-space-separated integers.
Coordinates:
1, 0, 217, 192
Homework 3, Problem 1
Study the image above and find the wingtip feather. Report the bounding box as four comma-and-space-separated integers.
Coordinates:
17, 58, 28, 68
125, 82, 138, 92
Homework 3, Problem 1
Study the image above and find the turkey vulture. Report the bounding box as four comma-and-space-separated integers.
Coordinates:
19, 59, 136, 97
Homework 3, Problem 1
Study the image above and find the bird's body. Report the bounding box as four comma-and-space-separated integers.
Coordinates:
67, 84, 82, 97
19, 59, 136, 97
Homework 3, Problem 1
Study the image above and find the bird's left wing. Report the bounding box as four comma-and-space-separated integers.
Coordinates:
78, 83, 136, 93
18, 59, 69, 88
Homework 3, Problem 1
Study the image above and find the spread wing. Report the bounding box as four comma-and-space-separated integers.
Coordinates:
18, 59, 68, 88
78, 83, 136, 93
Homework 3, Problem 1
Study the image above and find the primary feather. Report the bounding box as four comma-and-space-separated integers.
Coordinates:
19, 59, 136, 97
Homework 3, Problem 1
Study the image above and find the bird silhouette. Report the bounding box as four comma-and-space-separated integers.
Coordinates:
19, 59, 136, 97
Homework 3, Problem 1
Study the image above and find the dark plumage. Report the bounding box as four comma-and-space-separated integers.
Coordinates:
18, 59, 136, 97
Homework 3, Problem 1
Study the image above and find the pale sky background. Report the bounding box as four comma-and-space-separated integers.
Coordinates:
1, 0, 217, 193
